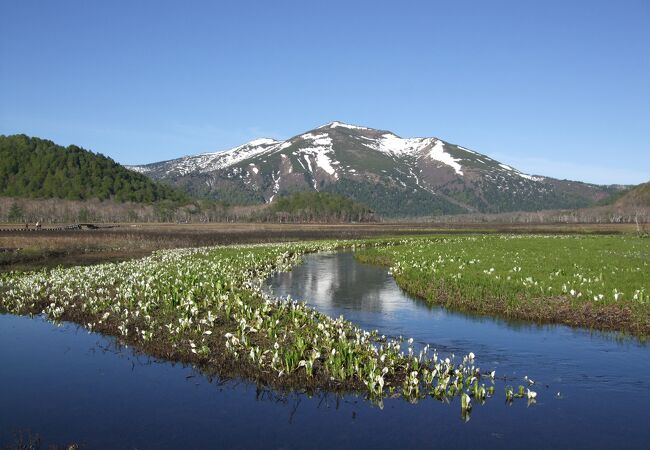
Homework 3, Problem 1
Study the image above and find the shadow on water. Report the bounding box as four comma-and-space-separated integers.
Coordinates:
1, 251, 650, 448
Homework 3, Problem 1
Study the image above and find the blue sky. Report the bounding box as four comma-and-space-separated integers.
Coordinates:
1, 0, 648, 184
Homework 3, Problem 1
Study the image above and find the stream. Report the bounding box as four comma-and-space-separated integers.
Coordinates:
1, 252, 648, 449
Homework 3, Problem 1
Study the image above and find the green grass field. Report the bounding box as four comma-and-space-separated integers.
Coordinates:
356, 235, 650, 336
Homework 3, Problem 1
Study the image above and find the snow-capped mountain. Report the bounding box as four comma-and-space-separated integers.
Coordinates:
129, 122, 620, 217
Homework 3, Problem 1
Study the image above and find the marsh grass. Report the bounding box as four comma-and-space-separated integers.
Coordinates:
355, 234, 650, 337
0, 238, 526, 412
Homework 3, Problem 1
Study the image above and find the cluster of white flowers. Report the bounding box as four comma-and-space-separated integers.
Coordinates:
369, 235, 648, 307
0, 238, 516, 411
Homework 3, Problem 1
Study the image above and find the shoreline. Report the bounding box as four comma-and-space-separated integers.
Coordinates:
354, 236, 649, 339
0, 240, 512, 408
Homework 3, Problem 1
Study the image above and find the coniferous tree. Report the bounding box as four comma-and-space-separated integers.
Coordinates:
0, 135, 187, 204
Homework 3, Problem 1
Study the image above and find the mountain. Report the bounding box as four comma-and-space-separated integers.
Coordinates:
129, 122, 623, 217
0, 134, 187, 203
614, 181, 650, 207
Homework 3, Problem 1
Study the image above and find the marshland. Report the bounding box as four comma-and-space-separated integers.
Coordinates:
1, 225, 649, 448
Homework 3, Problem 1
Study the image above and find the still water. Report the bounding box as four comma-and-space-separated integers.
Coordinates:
1, 252, 649, 449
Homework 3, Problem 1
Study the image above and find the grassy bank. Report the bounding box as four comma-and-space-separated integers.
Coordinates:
0, 239, 521, 412
355, 235, 650, 337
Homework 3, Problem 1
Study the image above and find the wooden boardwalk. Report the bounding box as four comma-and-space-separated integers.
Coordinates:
0, 223, 104, 232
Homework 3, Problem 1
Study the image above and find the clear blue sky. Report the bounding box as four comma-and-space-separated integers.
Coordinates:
1, 0, 648, 184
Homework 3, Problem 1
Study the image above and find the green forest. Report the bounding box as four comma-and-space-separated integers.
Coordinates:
265, 191, 376, 222
0, 134, 187, 203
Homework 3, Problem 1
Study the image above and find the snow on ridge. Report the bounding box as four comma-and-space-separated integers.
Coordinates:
517, 173, 545, 182
278, 141, 293, 150
457, 145, 478, 155
127, 165, 152, 174
171, 138, 281, 175
131, 123, 546, 185
430, 140, 463, 176
248, 138, 279, 146
498, 163, 540, 182
318, 121, 372, 131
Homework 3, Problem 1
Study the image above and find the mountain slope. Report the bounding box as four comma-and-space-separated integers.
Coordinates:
614, 181, 650, 207
0, 134, 187, 203
129, 122, 622, 217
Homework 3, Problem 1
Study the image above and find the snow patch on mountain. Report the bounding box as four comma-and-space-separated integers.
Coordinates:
429, 140, 463, 176
128, 122, 557, 199
359, 133, 430, 157
499, 163, 541, 182
128, 165, 151, 174
315, 151, 337, 176
300, 132, 332, 146
269, 170, 281, 203
457, 145, 477, 155
319, 121, 372, 131
248, 138, 278, 146
294, 132, 339, 180
151, 138, 281, 176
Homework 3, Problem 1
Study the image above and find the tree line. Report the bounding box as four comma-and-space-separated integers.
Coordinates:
0, 134, 187, 203
261, 191, 376, 223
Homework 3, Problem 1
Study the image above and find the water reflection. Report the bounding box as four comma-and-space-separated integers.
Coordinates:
268, 252, 650, 392
275, 252, 408, 314
2, 252, 650, 448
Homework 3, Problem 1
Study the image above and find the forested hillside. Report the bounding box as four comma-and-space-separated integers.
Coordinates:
614, 181, 650, 207
0, 135, 187, 203
265, 192, 375, 222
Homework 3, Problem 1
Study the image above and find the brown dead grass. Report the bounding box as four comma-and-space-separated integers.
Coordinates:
0, 222, 637, 273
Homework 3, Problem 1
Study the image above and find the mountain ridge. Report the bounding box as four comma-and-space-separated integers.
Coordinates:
127, 121, 627, 217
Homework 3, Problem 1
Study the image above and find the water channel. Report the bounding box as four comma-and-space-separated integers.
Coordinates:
1, 252, 648, 449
